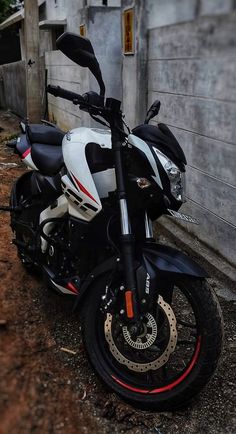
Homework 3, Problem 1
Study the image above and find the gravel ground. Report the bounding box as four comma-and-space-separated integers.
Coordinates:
0, 111, 235, 434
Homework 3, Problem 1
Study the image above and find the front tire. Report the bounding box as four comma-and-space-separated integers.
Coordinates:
81, 276, 223, 411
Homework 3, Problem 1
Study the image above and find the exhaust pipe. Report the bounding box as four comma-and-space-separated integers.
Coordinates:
6, 138, 17, 149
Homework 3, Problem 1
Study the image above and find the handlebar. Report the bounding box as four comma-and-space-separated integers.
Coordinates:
46, 84, 127, 137
47, 85, 85, 105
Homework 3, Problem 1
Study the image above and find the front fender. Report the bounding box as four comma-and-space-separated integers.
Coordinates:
142, 243, 208, 278
74, 243, 208, 311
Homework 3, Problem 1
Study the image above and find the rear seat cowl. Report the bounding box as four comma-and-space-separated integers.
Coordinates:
27, 124, 64, 146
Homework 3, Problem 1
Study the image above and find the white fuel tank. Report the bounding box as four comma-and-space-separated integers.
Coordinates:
62, 127, 116, 222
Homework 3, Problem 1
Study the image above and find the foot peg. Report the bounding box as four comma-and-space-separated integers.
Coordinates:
0, 205, 21, 212
0, 206, 12, 212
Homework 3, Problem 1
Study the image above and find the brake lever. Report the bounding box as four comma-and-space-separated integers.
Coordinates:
122, 115, 131, 134
78, 102, 128, 139
90, 113, 110, 128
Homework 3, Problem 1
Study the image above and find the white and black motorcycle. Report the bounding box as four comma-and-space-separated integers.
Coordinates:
7, 33, 223, 410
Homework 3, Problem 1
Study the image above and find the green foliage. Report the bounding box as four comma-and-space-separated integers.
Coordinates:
0, 0, 12, 23
0, 0, 22, 24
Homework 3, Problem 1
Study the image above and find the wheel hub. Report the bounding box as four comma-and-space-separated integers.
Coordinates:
104, 295, 178, 372
122, 313, 158, 350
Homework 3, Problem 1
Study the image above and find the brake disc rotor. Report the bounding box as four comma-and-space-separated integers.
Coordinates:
104, 295, 178, 372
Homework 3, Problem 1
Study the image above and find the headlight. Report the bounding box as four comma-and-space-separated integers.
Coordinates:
153, 148, 186, 202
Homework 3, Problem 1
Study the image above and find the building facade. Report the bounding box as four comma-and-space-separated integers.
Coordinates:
0, 0, 122, 124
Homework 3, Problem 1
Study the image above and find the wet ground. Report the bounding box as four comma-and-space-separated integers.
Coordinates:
0, 111, 235, 434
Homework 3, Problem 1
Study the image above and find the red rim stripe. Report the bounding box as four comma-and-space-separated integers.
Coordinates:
71, 173, 99, 204
21, 148, 31, 159
111, 336, 202, 394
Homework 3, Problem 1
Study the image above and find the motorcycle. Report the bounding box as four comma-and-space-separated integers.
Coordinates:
6, 32, 223, 410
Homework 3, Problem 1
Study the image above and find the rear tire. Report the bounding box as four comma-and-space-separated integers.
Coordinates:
81, 276, 223, 410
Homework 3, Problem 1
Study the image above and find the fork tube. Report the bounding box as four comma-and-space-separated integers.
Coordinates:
107, 98, 139, 320
144, 211, 154, 240
120, 198, 130, 235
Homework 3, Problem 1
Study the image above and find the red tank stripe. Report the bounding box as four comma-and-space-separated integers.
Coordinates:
22, 148, 31, 159
111, 336, 201, 394
66, 282, 78, 294
71, 173, 99, 204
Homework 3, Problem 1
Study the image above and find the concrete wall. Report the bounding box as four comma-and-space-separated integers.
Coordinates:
45, 50, 89, 130
147, 8, 236, 266
86, 7, 122, 101
0, 60, 26, 117
88, 1, 120, 6
46, 4, 122, 130
44, 0, 68, 21
121, 0, 148, 128
146, 0, 235, 29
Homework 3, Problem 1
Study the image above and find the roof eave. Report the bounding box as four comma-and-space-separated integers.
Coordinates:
0, 0, 46, 31
0, 10, 24, 31
39, 19, 67, 29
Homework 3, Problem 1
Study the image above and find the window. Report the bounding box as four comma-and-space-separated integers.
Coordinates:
51, 26, 64, 50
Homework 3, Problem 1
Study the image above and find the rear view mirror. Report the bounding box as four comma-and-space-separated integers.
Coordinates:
144, 100, 161, 124
56, 32, 105, 97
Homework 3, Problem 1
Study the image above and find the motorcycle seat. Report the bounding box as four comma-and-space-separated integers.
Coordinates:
31, 143, 64, 175
27, 124, 64, 146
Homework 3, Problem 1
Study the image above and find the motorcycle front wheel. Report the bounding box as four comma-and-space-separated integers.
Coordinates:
81, 276, 223, 410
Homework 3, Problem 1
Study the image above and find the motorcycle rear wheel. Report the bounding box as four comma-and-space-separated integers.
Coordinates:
81, 276, 223, 410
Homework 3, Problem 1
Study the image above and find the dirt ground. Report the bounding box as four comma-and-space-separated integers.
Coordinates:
0, 111, 235, 434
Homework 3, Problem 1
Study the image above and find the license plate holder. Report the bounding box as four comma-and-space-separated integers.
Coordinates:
167, 209, 199, 224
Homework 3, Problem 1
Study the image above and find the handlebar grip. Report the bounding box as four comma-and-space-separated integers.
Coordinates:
47, 84, 84, 105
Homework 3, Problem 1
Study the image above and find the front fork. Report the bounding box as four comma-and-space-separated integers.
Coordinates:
118, 197, 137, 319
119, 199, 153, 241
119, 199, 154, 320
144, 210, 154, 240
107, 97, 154, 322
